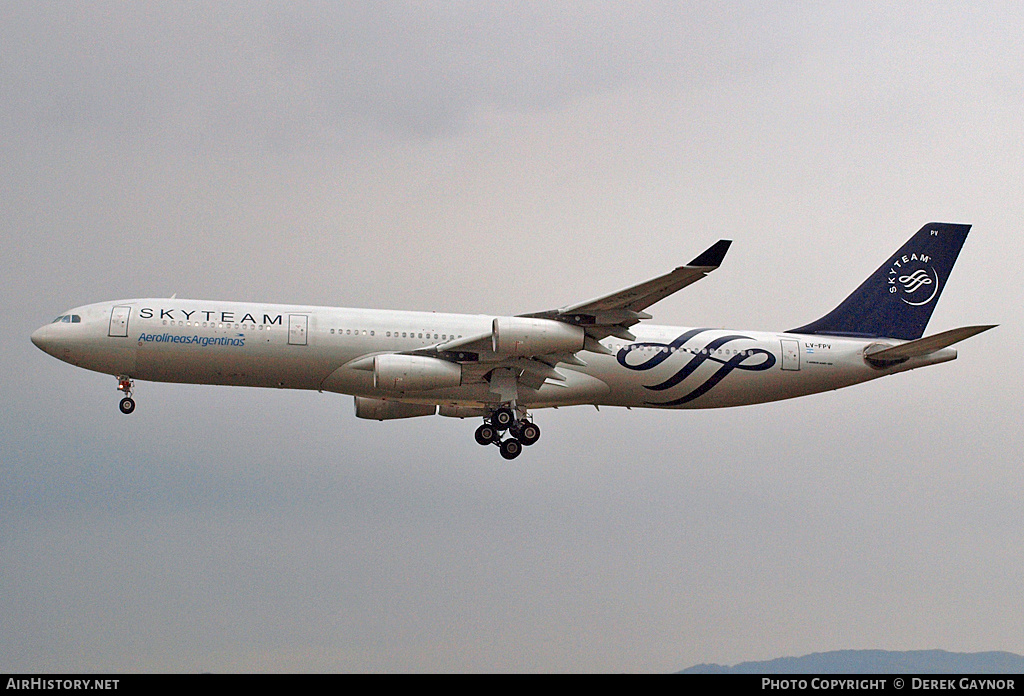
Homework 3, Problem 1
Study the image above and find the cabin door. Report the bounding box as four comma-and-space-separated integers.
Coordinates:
108, 306, 131, 337
288, 314, 308, 346
780, 339, 800, 371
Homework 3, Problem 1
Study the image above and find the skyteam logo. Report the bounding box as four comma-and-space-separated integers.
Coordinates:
616, 328, 775, 406
888, 252, 939, 306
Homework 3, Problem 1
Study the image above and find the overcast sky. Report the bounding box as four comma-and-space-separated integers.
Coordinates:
2, 1, 1022, 673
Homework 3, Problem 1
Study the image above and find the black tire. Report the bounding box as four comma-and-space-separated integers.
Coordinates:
518, 422, 540, 446
119, 397, 135, 415
499, 438, 522, 460
475, 424, 497, 446
491, 407, 515, 430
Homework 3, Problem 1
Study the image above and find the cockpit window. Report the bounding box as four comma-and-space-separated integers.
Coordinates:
71, 315, 81, 323
51, 314, 81, 323
52, 315, 66, 323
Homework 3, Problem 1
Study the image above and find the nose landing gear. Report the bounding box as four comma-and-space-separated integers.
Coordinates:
117, 377, 135, 414
474, 407, 541, 459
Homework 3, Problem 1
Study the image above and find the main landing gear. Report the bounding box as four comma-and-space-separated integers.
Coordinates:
117, 377, 135, 414
474, 406, 541, 460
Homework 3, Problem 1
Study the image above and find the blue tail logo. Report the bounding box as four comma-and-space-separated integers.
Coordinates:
897, 268, 933, 296
892, 263, 939, 305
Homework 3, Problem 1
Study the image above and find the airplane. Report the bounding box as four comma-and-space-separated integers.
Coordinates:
31, 222, 994, 460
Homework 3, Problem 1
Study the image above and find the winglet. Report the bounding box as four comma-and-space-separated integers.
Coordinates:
687, 240, 732, 268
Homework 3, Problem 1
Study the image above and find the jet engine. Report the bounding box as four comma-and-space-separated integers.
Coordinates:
491, 317, 585, 356
354, 397, 437, 420
373, 354, 462, 391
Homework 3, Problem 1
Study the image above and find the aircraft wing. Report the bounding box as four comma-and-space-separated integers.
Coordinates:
423, 238, 732, 357
556, 239, 732, 315
519, 239, 731, 342
403, 239, 732, 389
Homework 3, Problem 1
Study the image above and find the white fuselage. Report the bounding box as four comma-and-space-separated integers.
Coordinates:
31, 298, 957, 412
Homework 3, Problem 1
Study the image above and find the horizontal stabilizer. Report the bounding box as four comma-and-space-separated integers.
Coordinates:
864, 325, 996, 365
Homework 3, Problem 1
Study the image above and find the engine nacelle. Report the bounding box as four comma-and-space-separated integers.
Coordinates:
354, 397, 437, 420
373, 354, 462, 392
491, 317, 585, 356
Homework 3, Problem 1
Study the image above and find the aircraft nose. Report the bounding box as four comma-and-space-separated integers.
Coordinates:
31, 325, 51, 352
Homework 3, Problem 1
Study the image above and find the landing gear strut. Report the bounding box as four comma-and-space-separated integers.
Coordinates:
473, 407, 541, 459
117, 377, 135, 415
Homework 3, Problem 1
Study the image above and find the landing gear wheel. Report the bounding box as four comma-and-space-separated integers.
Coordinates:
499, 438, 523, 460
116, 377, 135, 413
518, 422, 540, 446
491, 407, 515, 430
475, 423, 498, 446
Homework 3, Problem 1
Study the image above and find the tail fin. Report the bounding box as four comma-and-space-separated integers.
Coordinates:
789, 222, 971, 340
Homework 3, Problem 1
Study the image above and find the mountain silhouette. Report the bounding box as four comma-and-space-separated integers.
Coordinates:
681, 650, 1024, 674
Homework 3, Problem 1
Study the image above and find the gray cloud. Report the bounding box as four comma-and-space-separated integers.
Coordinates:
2, 2, 800, 145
